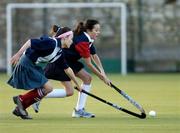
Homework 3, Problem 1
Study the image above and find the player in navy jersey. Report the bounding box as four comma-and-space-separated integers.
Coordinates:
7, 26, 82, 119
32, 20, 111, 118
69, 20, 111, 118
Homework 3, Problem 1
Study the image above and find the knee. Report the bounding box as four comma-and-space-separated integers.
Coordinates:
66, 89, 74, 96
66, 88, 74, 97
44, 87, 53, 94
83, 75, 92, 84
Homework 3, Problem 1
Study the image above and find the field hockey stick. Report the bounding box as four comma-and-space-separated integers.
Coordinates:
110, 82, 146, 114
74, 87, 146, 119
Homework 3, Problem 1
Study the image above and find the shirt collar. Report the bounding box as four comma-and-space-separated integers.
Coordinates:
83, 32, 94, 43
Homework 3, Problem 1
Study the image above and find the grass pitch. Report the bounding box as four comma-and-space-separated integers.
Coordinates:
0, 73, 179, 133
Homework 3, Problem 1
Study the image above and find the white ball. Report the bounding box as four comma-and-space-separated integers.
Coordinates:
149, 110, 156, 117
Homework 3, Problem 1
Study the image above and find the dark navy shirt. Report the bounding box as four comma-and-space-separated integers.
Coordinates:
63, 32, 96, 62
25, 36, 68, 69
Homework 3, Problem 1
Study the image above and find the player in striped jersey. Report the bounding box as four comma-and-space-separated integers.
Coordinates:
7, 26, 82, 119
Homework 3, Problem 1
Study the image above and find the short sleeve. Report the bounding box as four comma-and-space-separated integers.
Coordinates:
75, 42, 90, 58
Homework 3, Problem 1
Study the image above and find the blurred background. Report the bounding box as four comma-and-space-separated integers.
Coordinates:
0, 0, 180, 73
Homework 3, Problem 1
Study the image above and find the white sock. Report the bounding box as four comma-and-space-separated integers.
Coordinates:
45, 89, 67, 98
75, 84, 91, 110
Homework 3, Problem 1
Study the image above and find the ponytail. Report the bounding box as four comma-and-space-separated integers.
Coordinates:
74, 19, 99, 35
50, 25, 71, 37
50, 25, 60, 36
74, 21, 85, 35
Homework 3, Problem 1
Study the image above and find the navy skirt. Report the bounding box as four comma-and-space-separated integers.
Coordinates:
7, 55, 48, 90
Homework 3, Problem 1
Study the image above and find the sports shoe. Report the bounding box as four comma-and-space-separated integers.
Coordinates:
72, 108, 95, 118
12, 96, 32, 119
32, 101, 41, 113
12, 106, 32, 120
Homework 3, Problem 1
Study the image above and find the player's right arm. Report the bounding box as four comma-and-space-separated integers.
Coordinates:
84, 57, 110, 85
57, 53, 82, 91
64, 67, 82, 91
11, 40, 31, 65
75, 42, 110, 85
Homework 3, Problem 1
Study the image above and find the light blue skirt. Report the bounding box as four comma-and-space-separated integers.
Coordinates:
7, 55, 48, 90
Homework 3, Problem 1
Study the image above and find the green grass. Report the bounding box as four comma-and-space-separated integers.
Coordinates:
0, 73, 180, 133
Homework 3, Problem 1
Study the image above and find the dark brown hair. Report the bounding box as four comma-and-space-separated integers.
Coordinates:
50, 25, 71, 37
74, 19, 99, 35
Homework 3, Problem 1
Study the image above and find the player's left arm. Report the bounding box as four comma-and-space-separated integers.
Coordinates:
90, 44, 111, 84
89, 44, 107, 76
91, 54, 106, 76
90, 54, 111, 86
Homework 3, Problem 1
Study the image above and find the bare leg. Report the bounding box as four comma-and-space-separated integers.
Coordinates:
32, 81, 74, 112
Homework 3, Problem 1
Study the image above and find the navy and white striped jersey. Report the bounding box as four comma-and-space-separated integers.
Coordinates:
25, 36, 68, 69
63, 32, 96, 62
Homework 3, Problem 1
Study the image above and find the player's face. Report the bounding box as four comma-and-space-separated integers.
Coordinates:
89, 24, 100, 40
64, 34, 73, 48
